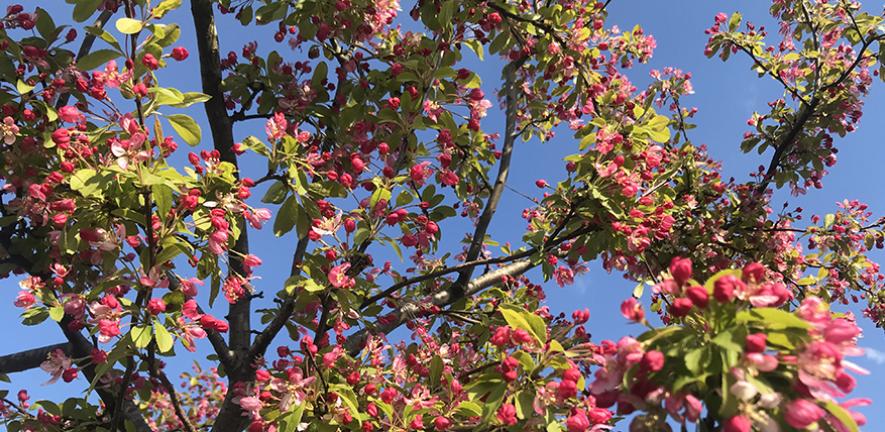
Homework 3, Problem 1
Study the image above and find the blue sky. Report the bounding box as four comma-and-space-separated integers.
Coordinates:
2, 0, 884, 429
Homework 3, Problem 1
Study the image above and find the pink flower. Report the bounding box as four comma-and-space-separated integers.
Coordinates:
147, 298, 166, 315
40, 349, 72, 384
14, 290, 35, 308
722, 415, 751, 432
713, 275, 742, 303
243, 254, 263, 269
620, 298, 645, 322
237, 396, 262, 418
58, 106, 82, 123
745, 333, 766, 353
554, 266, 575, 287
265, 112, 287, 141
179, 277, 204, 297
824, 318, 860, 344
223, 276, 248, 303
410, 161, 433, 186
208, 230, 228, 255
1, 116, 20, 144
669, 257, 692, 285
171, 46, 189, 61
97, 319, 121, 341
566, 410, 591, 432
328, 263, 355, 289
246, 208, 272, 229
784, 399, 825, 429
496, 403, 517, 426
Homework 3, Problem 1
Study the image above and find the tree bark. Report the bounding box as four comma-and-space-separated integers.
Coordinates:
191, 0, 253, 430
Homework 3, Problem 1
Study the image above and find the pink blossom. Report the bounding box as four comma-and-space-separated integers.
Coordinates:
58, 106, 82, 123
40, 349, 72, 384
620, 298, 644, 322
1, 116, 19, 144
784, 399, 825, 429
566, 410, 591, 432
237, 396, 262, 418
328, 263, 355, 289
265, 112, 287, 141
14, 290, 35, 308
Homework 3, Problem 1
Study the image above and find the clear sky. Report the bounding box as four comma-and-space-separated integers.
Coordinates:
1, 0, 884, 429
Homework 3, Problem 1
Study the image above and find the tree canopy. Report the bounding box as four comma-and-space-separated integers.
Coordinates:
0, 0, 884, 431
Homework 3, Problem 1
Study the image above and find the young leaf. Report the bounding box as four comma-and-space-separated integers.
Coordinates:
153, 321, 174, 353
77, 49, 121, 71
166, 114, 202, 145
115, 17, 143, 35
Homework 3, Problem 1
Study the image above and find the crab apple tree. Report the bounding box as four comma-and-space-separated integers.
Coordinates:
0, 0, 884, 431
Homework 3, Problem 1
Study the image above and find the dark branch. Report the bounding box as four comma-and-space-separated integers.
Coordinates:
450, 59, 525, 298
0, 343, 71, 374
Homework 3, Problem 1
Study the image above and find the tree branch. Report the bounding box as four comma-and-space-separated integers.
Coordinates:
58, 319, 151, 432
0, 343, 71, 374
450, 59, 525, 298
191, 1, 255, 430
345, 224, 597, 356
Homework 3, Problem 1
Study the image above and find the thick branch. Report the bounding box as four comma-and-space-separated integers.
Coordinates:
451, 59, 525, 298
191, 1, 254, 430
0, 343, 71, 374
191, 0, 251, 357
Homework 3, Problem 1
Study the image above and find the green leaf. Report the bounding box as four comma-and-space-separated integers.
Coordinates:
684, 347, 706, 374
49, 305, 64, 322
311, 61, 328, 90
711, 330, 743, 352
166, 114, 201, 146
736, 308, 811, 330
153, 322, 174, 353
453, 401, 482, 417
152, 0, 182, 18
152, 184, 173, 219
331, 384, 363, 421
499, 304, 547, 345
647, 114, 671, 143
35, 8, 57, 40
728, 12, 742, 31
131, 325, 153, 348
429, 355, 443, 389
77, 49, 120, 71
73, 0, 103, 22
70, 169, 101, 197
170, 92, 211, 108
514, 389, 534, 419
274, 196, 299, 236
16, 80, 34, 95
825, 400, 859, 432
115, 17, 143, 35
